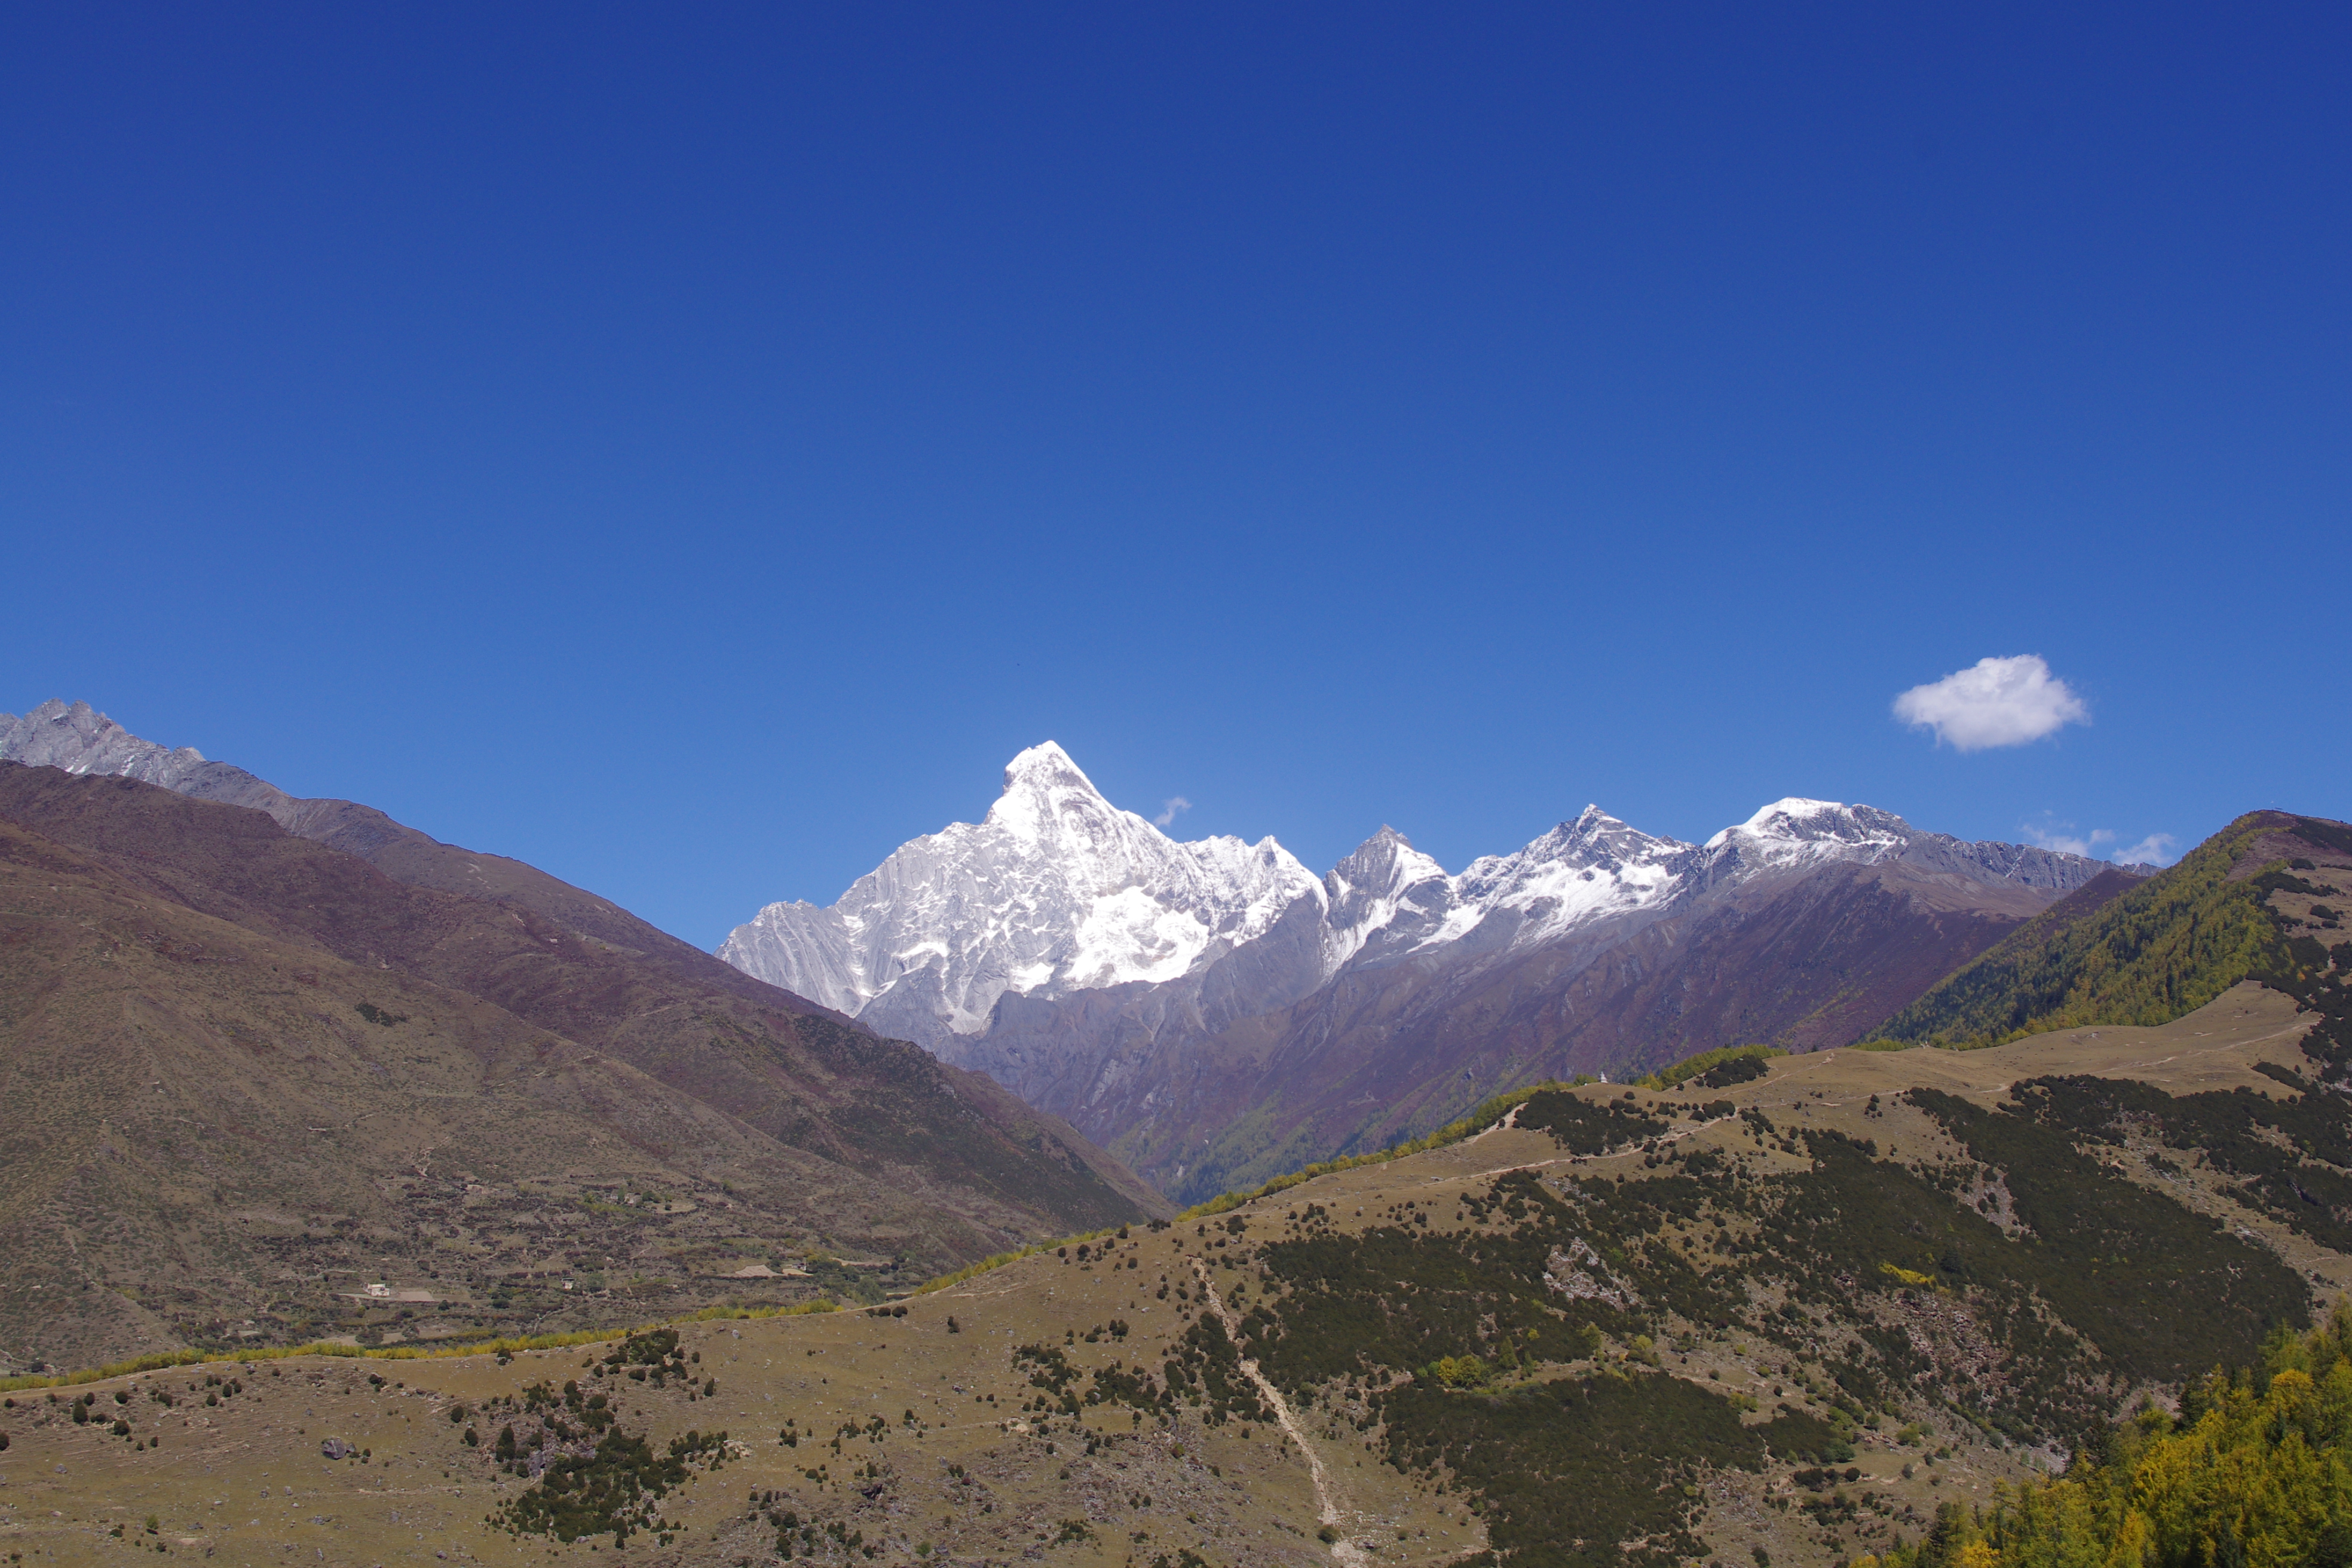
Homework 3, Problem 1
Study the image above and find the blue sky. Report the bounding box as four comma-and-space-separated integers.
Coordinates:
5, 4, 2345, 947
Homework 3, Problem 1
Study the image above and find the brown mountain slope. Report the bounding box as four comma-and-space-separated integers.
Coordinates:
0, 767, 1163, 1373
0, 816, 945, 1372
1099, 856, 2117, 1202
0, 762, 1160, 1224
2, 699, 854, 1019
1, 981, 2334, 1568
278, 793, 841, 1016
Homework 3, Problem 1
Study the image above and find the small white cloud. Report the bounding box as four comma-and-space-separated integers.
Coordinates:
2022, 819, 2114, 859
1894, 654, 2090, 751
2112, 832, 2179, 866
1153, 796, 1193, 829
2021, 817, 2179, 866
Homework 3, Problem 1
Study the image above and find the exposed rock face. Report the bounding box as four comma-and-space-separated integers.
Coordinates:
0, 699, 297, 820
1545, 1239, 1641, 1309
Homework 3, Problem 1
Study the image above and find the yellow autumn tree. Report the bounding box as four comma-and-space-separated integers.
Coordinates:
1969, 1301, 2352, 1568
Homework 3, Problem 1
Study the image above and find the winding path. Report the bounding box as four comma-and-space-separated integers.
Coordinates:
1188, 1257, 1370, 1567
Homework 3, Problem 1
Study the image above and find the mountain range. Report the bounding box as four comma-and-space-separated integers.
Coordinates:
1, 705, 2160, 1215
9, 697, 2352, 1568
721, 741, 2144, 1200
5, 810, 2347, 1568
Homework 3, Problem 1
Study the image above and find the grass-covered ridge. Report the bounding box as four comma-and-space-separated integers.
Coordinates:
1870, 812, 2299, 1048
1635, 1043, 1786, 1091
911, 1082, 1592, 1297
0, 1300, 841, 1394
1175, 1080, 1591, 1219
1222, 1059, 2319, 1566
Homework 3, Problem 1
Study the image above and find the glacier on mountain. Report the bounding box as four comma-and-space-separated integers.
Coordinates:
717, 740, 2117, 1054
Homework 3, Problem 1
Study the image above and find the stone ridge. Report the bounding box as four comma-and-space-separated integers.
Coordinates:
0, 699, 298, 821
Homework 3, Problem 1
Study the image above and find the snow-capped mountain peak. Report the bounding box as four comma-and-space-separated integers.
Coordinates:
985, 740, 1110, 842
1704, 797, 1910, 869
1695, 797, 2098, 888
1710, 796, 1846, 844
718, 743, 1324, 1048
1420, 806, 1695, 957
1324, 826, 1459, 969
1327, 826, 1448, 905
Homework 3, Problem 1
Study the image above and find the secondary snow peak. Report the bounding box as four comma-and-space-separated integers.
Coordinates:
1704, 798, 1910, 868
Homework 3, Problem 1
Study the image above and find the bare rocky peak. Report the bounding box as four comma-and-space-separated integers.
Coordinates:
0, 700, 296, 822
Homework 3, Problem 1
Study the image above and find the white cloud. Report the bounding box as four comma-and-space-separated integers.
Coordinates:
1893, 654, 2090, 751
2022, 819, 2114, 859
1153, 796, 1193, 829
2020, 817, 2180, 866
2112, 833, 2179, 866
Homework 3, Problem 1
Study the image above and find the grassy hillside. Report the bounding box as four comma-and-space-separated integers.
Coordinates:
1870, 811, 2344, 1048
5, 972, 2350, 1568
9, 820, 2351, 1568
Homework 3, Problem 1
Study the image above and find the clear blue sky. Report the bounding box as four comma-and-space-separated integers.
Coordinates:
5, 5, 2345, 947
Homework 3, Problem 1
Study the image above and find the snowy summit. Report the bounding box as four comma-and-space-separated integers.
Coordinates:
715, 742, 1320, 1048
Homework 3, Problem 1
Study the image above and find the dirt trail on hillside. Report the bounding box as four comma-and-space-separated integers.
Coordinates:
1190, 1257, 1370, 1567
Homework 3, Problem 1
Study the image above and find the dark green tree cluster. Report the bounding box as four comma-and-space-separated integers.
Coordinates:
1514, 1091, 1671, 1154
1379, 1371, 1839, 1568
492, 1425, 728, 1545
1637, 1045, 1784, 1092
1162, 1314, 1271, 1425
